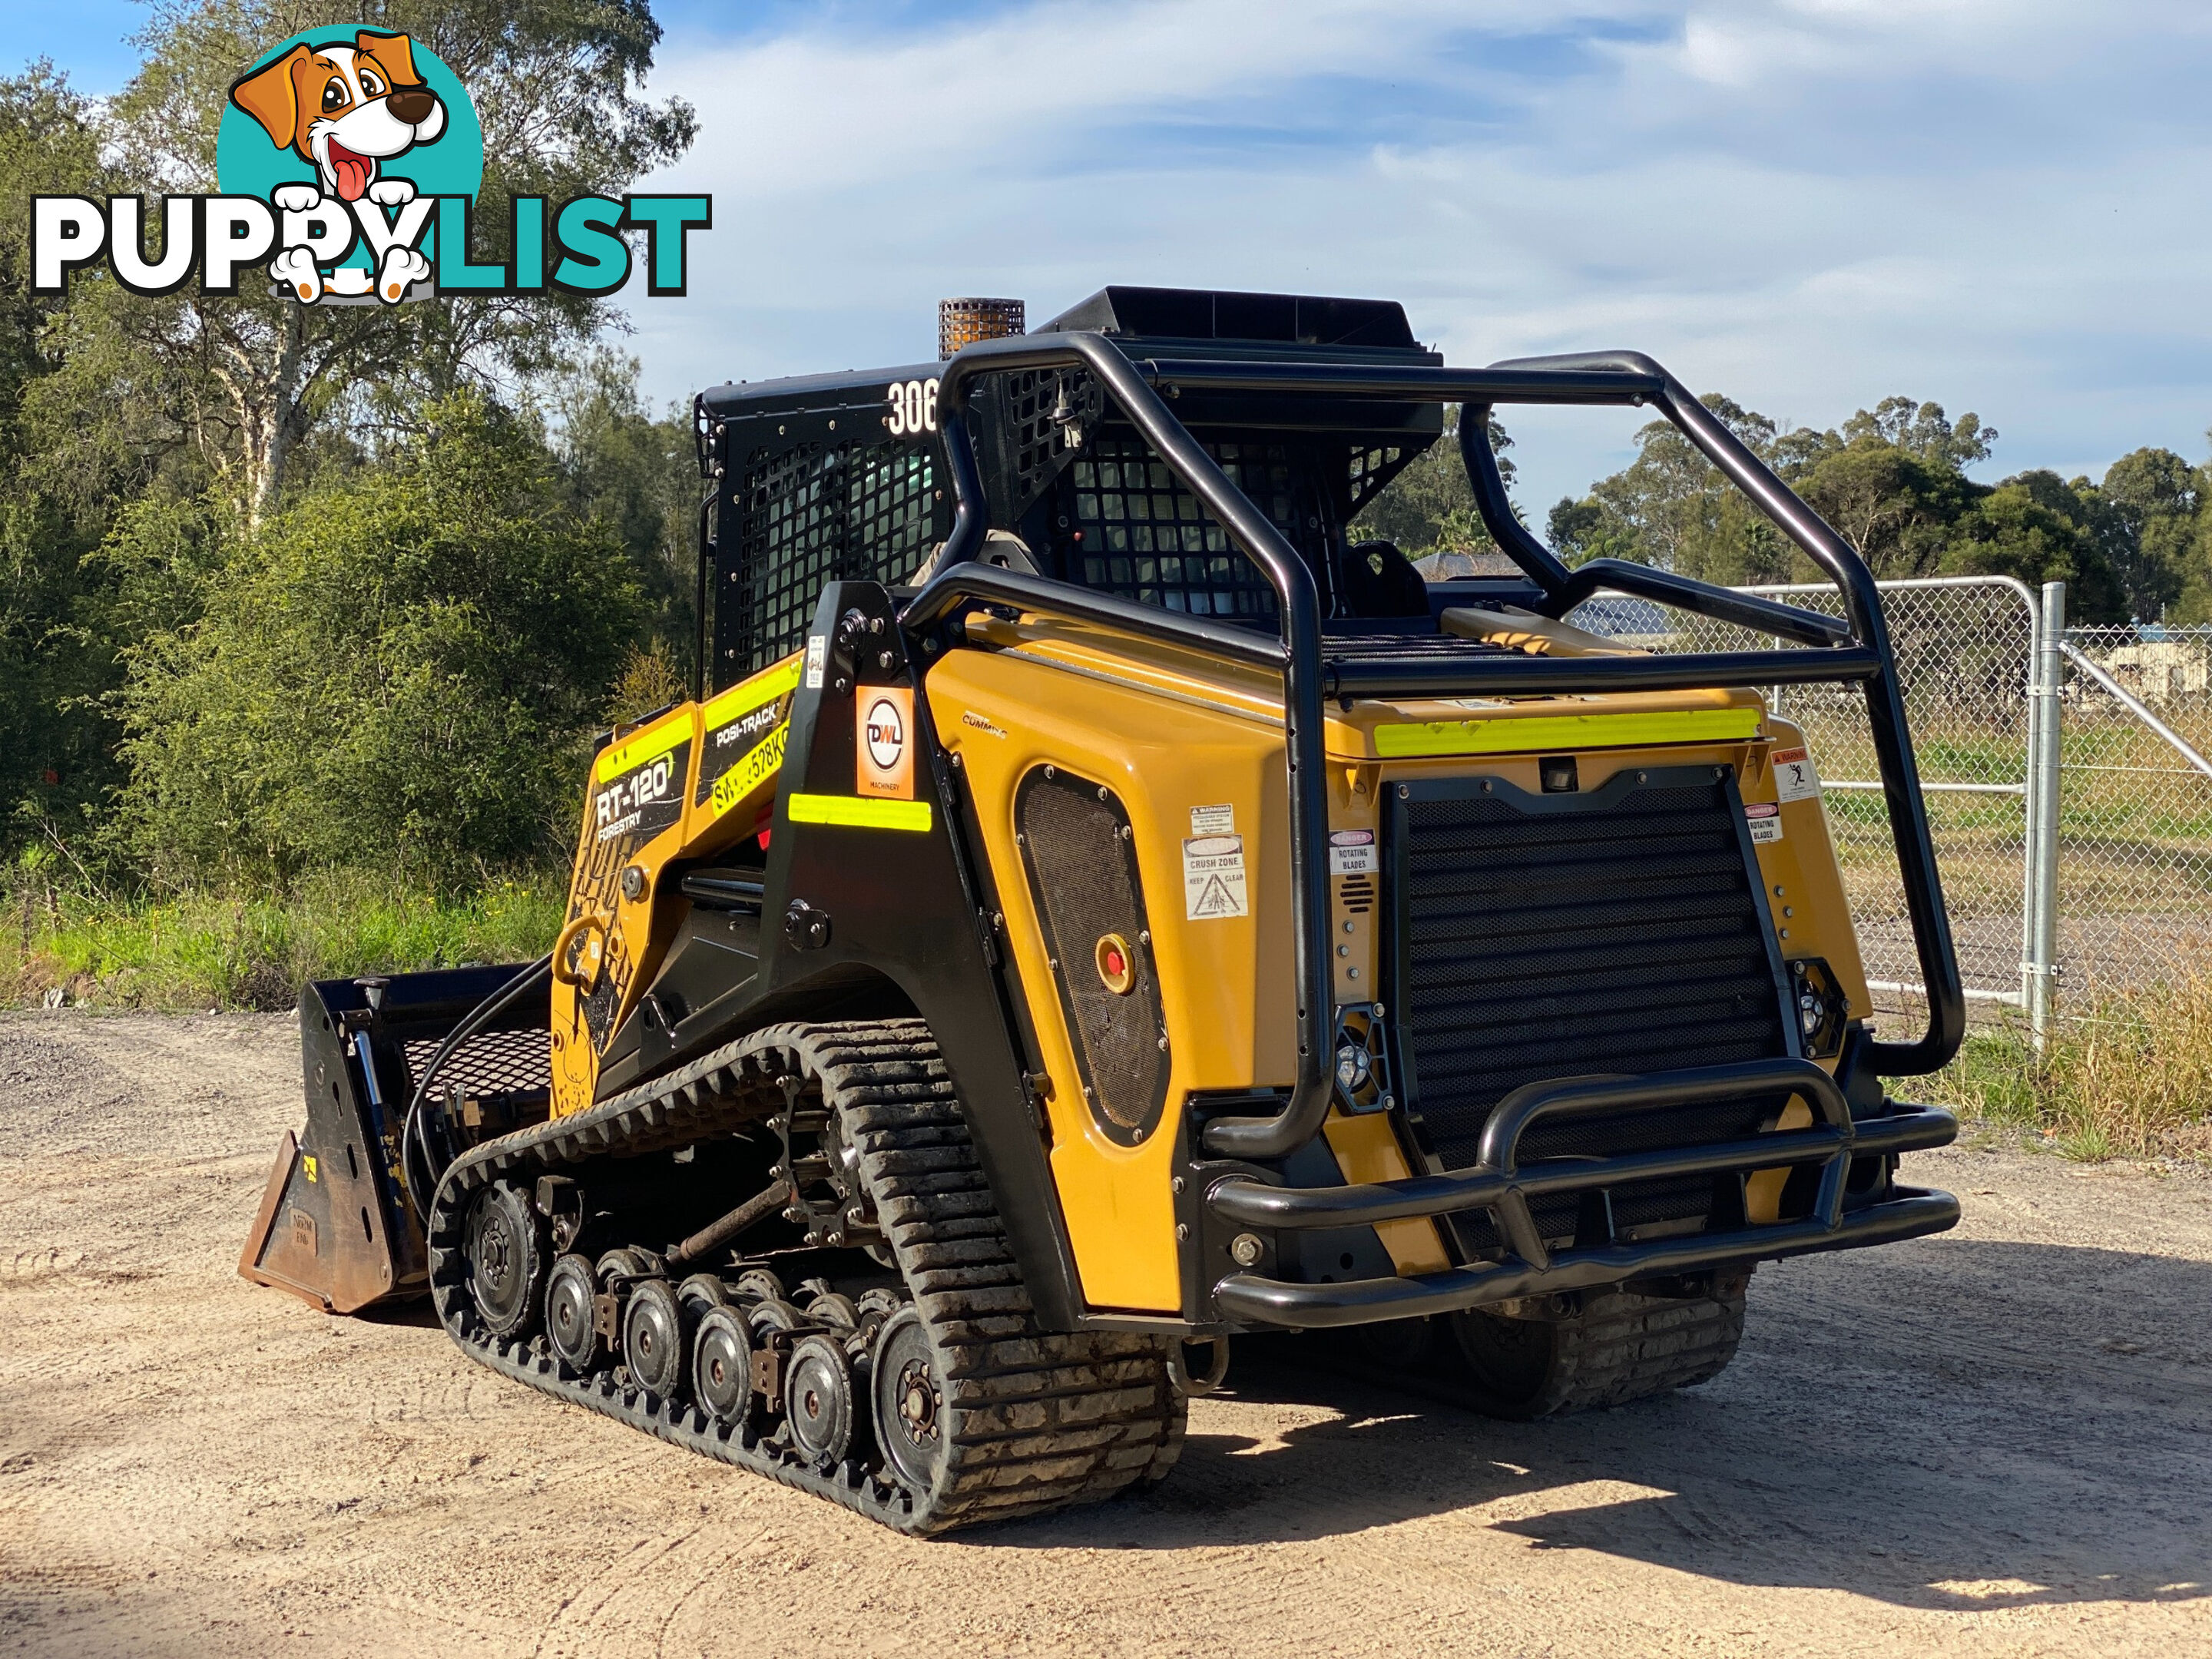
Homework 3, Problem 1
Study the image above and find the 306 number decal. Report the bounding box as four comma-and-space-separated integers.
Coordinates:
886, 377, 939, 436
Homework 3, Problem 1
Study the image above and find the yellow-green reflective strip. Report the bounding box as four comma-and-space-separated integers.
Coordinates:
789, 793, 934, 833
596, 714, 693, 783
701, 655, 801, 730
1373, 707, 1762, 759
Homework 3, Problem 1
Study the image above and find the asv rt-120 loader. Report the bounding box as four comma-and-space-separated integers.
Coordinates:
241, 286, 1965, 1534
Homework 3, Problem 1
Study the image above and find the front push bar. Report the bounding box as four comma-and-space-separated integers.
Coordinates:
1205, 1057, 1959, 1328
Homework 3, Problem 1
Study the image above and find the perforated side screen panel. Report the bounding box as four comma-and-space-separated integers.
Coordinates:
727, 440, 939, 676
997, 368, 1101, 517
402, 1028, 551, 1101
1061, 435, 1320, 622
1016, 769, 1171, 1146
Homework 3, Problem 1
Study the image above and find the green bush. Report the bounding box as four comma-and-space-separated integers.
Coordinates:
116, 395, 641, 889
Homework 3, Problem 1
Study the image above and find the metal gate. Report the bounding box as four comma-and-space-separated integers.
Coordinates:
1577, 575, 2212, 1048
1577, 576, 2038, 1034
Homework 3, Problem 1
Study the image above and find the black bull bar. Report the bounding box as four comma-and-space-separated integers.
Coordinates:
1204, 1058, 1959, 1328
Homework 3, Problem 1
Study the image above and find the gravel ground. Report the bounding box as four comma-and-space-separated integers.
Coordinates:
2, 1011, 2207, 1657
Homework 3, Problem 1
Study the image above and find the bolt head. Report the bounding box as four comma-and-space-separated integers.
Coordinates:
1230, 1233, 1265, 1268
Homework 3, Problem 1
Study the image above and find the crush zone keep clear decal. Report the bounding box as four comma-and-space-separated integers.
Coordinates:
1184, 835, 1249, 919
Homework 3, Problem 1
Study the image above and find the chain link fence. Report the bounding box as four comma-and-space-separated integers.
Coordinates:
1571, 577, 2212, 1044
2053, 622, 2212, 997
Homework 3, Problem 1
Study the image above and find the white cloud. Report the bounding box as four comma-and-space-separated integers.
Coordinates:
617, 0, 2212, 512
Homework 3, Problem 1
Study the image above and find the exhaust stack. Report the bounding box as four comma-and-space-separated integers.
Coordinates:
938, 296, 1024, 360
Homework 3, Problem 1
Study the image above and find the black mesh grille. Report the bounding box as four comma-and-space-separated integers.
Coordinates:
1391, 774, 1789, 1246
1017, 769, 1169, 1144
1347, 442, 1416, 514
402, 1028, 551, 1102
1065, 435, 1316, 622
999, 368, 1101, 513
729, 440, 938, 674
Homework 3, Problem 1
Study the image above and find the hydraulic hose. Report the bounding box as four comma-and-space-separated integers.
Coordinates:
399, 952, 555, 1215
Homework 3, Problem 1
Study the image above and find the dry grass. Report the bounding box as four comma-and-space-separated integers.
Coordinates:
1931, 971, 2212, 1164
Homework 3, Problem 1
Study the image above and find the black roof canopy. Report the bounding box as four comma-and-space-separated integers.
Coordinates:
1040, 286, 1422, 353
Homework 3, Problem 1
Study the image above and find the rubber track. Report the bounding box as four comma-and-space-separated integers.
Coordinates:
1522, 1279, 1747, 1416
1330, 1277, 1747, 1419
426, 1018, 1184, 1535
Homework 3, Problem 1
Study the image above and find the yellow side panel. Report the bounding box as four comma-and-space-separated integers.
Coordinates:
928, 649, 1296, 1313
1322, 1112, 1450, 1274
1743, 717, 1873, 1020
1745, 1098, 1814, 1222
550, 654, 800, 1118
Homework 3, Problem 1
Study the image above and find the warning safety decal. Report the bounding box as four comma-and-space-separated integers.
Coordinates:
1772, 746, 1822, 803
1744, 801, 1783, 844
1183, 834, 1249, 919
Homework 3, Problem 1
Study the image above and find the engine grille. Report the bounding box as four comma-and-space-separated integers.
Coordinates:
1389, 767, 1791, 1250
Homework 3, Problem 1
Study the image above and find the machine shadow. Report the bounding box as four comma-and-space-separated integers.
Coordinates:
966, 1240, 2212, 1614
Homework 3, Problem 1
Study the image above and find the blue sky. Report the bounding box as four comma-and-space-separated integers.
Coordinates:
15, 0, 2212, 514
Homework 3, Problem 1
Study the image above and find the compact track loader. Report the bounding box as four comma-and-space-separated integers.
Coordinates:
241, 286, 1966, 1533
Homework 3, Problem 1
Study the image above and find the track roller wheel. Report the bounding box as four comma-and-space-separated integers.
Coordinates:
749, 1297, 804, 1337
869, 1306, 943, 1496
464, 1181, 545, 1339
544, 1253, 602, 1376
785, 1332, 858, 1469
693, 1305, 755, 1427
734, 1267, 784, 1304
677, 1273, 730, 1316
622, 1278, 690, 1402
803, 1290, 861, 1331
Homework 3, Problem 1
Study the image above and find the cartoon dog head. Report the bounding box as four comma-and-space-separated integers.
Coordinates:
229, 31, 447, 203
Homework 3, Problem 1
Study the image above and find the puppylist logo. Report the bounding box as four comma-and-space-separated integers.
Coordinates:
31, 26, 708, 305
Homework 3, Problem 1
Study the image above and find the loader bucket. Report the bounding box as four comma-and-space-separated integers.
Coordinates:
240, 963, 551, 1314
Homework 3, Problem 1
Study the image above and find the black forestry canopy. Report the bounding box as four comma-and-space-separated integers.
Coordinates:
1039, 286, 1419, 350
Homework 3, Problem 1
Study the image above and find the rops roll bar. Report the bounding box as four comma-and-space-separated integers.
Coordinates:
903, 336, 1963, 1162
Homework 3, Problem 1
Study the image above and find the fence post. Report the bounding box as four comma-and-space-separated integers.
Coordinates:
2025, 580, 2066, 1049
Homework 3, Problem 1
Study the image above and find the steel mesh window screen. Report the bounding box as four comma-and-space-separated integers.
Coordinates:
1065, 435, 1318, 621
1346, 443, 1412, 516
999, 368, 1101, 512
851, 444, 937, 581
730, 440, 939, 674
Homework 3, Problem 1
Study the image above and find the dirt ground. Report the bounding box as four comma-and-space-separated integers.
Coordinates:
2, 1012, 2207, 1657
